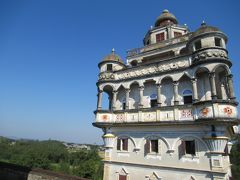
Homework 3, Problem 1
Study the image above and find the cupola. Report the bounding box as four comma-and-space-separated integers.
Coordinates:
98, 49, 126, 73
155, 9, 178, 27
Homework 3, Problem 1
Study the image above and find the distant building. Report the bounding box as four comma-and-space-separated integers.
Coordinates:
93, 10, 239, 180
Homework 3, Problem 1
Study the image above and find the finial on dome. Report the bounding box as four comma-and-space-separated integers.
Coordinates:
112, 48, 115, 54
163, 9, 169, 13
201, 20, 206, 26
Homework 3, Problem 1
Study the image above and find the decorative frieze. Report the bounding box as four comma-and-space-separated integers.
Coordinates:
193, 49, 228, 62
99, 59, 189, 81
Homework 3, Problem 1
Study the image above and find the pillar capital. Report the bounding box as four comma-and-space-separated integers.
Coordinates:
226, 74, 233, 79
209, 72, 215, 78
173, 81, 179, 86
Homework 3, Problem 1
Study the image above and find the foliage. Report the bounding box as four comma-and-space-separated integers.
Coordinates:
0, 137, 103, 180
230, 134, 240, 180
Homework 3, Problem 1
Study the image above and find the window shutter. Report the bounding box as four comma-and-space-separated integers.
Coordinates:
117, 138, 121, 150
123, 139, 128, 151
119, 175, 127, 180
178, 140, 185, 158
145, 139, 150, 154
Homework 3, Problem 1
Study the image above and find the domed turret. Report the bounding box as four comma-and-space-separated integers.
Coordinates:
101, 48, 124, 64
155, 9, 178, 27
98, 49, 125, 73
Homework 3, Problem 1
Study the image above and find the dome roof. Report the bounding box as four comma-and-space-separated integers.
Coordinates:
101, 49, 124, 64
155, 9, 178, 27
192, 22, 220, 37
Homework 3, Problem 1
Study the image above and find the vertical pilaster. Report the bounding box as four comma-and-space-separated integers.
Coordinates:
125, 88, 130, 109
209, 73, 217, 100
112, 91, 117, 110
97, 90, 103, 110
227, 74, 235, 99
191, 78, 198, 102
173, 81, 179, 105
139, 86, 144, 108
157, 84, 162, 107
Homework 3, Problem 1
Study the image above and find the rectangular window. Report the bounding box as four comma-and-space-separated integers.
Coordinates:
195, 40, 202, 50
146, 139, 159, 154
107, 64, 112, 71
150, 99, 158, 108
156, 32, 165, 43
185, 140, 196, 155
119, 175, 127, 180
215, 37, 221, 47
122, 102, 126, 110
183, 95, 192, 104
151, 140, 159, 153
174, 32, 182, 37
117, 138, 128, 151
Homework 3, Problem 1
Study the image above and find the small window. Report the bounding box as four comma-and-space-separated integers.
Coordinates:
151, 140, 158, 153
174, 32, 182, 37
215, 37, 221, 47
195, 40, 202, 50
183, 90, 192, 104
151, 99, 157, 108
117, 138, 128, 151
122, 102, 126, 110
150, 94, 157, 108
146, 139, 159, 154
119, 175, 127, 180
185, 140, 196, 155
156, 32, 165, 43
107, 64, 112, 71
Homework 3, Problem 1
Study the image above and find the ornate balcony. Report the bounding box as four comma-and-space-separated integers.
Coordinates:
94, 101, 238, 126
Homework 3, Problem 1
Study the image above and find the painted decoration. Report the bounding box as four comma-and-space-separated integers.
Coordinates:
180, 109, 192, 119
200, 107, 210, 117
116, 114, 125, 122
223, 106, 233, 116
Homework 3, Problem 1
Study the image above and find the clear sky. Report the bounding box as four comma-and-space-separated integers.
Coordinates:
0, 0, 239, 144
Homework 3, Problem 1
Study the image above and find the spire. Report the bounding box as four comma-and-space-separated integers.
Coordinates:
111, 48, 115, 54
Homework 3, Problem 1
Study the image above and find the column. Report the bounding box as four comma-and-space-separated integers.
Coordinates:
112, 91, 117, 110
209, 73, 217, 100
139, 86, 144, 108
191, 78, 198, 102
157, 84, 162, 107
97, 90, 103, 110
173, 81, 179, 105
125, 88, 130, 109
227, 74, 235, 99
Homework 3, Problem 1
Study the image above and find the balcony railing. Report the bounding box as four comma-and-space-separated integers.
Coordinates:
95, 101, 238, 124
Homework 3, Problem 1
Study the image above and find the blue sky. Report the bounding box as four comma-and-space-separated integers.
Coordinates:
0, 0, 239, 144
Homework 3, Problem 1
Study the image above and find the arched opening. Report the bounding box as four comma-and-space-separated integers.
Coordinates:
195, 68, 211, 101
129, 82, 140, 109
102, 85, 113, 110
214, 66, 229, 100
130, 60, 138, 67
178, 74, 193, 104
143, 80, 157, 108
116, 85, 126, 110
161, 77, 174, 106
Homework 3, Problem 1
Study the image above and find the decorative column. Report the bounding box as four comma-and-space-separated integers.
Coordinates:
139, 86, 144, 108
125, 88, 130, 109
173, 81, 179, 105
97, 90, 103, 110
209, 73, 217, 100
112, 91, 117, 111
191, 78, 198, 102
157, 84, 162, 107
227, 74, 236, 99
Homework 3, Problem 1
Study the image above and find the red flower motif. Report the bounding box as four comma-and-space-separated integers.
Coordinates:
201, 107, 209, 117
102, 115, 108, 121
224, 107, 232, 116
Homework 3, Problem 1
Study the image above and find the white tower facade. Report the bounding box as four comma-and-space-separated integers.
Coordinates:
93, 10, 239, 180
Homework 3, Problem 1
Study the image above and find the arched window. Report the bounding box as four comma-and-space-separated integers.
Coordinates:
183, 90, 193, 104
150, 94, 157, 108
